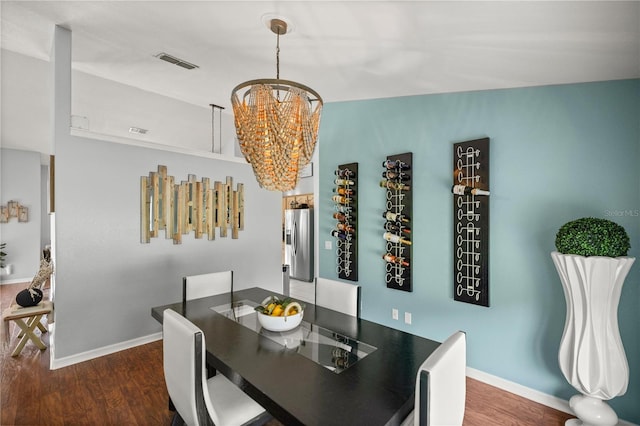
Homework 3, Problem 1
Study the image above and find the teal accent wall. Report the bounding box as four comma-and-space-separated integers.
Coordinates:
318, 79, 639, 423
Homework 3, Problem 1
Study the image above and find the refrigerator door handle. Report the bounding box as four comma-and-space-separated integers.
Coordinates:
292, 221, 297, 255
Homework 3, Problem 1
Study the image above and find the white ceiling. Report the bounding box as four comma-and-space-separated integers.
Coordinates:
1, 1, 639, 111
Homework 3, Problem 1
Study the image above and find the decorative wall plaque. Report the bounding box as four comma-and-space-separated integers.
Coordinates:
0, 200, 28, 223
141, 165, 244, 244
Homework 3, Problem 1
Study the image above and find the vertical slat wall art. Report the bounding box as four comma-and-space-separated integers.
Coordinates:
140, 175, 150, 243
332, 162, 358, 281
381, 152, 413, 292
452, 138, 490, 306
140, 165, 244, 244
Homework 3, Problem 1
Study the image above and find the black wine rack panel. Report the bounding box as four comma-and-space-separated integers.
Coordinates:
381, 152, 413, 292
452, 138, 490, 307
332, 163, 358, 281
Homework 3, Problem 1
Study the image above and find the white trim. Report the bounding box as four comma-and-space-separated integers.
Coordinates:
69, 128, 247, 164
467, 367, 638, 426
0, 277, 33, 285
50, 332, 162, 370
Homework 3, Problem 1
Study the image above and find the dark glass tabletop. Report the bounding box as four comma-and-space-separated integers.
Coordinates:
211, 299, 377, 374
152, 287, 440, 426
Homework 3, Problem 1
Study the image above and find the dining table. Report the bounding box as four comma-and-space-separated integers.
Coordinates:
151, 287, 440, 426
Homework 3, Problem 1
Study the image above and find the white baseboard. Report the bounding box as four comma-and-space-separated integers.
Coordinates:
50, 332, 162, 370
467, 367, 637, 426
0, 277, 32, 285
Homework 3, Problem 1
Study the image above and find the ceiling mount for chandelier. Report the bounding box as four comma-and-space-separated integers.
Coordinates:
231, 17, 323, 192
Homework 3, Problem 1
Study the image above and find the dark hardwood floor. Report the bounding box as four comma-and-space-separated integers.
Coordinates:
1, 282, 574, 425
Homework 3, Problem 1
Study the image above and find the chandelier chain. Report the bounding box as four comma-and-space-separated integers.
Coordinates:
276, 29, 280, 80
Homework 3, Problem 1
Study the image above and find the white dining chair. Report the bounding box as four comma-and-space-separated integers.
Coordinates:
315, 278, 360, 317
183, 270, 233, 302
400, 330, 467, 426
162, 308, 271, 426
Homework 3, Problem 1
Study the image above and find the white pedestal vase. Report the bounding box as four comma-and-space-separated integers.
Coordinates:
551, 252, 635, 426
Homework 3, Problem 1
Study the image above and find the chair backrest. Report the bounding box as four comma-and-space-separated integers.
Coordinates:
183, 270, 233, 302
315, 277, 360, 317
162, 309, 209, 426
414, 331, 466, 426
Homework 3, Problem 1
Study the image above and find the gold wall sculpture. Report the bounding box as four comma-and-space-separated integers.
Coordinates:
0, 200, 29, 223
141, 165, 244, 244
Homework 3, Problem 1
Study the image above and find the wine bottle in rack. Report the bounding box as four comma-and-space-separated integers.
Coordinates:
382, 211, 410, 223
336, 223, 355, 233
335, 204, 353, 213
334, 178, 355, 186
335, 169, 356, 178
332, 195, 352, 204
379, 180, 410, 191
331, 229, 349, 240
382, 159, 411, 171
385, 222, 411, 235
383, 232, 412, 246
382, 170, 410, 181
332, 187, 355, 196
333, 212, 348, 222
382, 253, 410, 267
451, 184, 490, 196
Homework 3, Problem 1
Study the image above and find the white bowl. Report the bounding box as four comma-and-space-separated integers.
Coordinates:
257, 311, 303, 332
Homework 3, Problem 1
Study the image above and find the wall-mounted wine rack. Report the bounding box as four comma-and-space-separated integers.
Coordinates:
332, 163, 358, 281
381, 152, 413, 292
452, 138, 490, 307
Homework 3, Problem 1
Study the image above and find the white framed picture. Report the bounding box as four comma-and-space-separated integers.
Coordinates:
18, 206, 29, 223
7, 201, 18, 218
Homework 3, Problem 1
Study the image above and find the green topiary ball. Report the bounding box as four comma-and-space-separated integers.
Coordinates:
555, 217, 630, 257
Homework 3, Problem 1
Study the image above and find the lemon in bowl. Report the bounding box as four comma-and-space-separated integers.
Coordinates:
255, 296, 304, 332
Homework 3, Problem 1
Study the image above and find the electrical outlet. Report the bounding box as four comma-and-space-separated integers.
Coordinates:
404, 312, 412, 325
392, 308, 399, 320
324, 240, 332, 250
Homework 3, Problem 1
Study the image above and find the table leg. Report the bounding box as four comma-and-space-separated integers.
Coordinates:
17, 316, 48, 338
36, 321, 48, 333
11, 314, 46, 356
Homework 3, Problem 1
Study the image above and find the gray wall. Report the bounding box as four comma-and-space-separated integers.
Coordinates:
1, 47, 238, 157
1, 50, 50, 154
49, 25, 282, 361
53, 135, 282, 358
0, 148, 42, 283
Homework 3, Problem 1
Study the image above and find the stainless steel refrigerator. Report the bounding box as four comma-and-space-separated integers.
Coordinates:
284, 208, 314, 282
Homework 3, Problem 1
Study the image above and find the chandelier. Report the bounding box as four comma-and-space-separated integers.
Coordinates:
231, 18, 323, 192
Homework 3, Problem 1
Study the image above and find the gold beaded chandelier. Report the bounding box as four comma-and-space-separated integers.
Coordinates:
231, 18, 323, 192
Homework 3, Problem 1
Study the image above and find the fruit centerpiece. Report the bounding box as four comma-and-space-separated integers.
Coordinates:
255, 296, 304, 332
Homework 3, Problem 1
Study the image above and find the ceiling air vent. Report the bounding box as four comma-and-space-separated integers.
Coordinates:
129, 127, 148, 135
155, 52, 199, 70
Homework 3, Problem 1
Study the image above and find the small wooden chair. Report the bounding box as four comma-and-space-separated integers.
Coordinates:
2, 301, 54, 356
